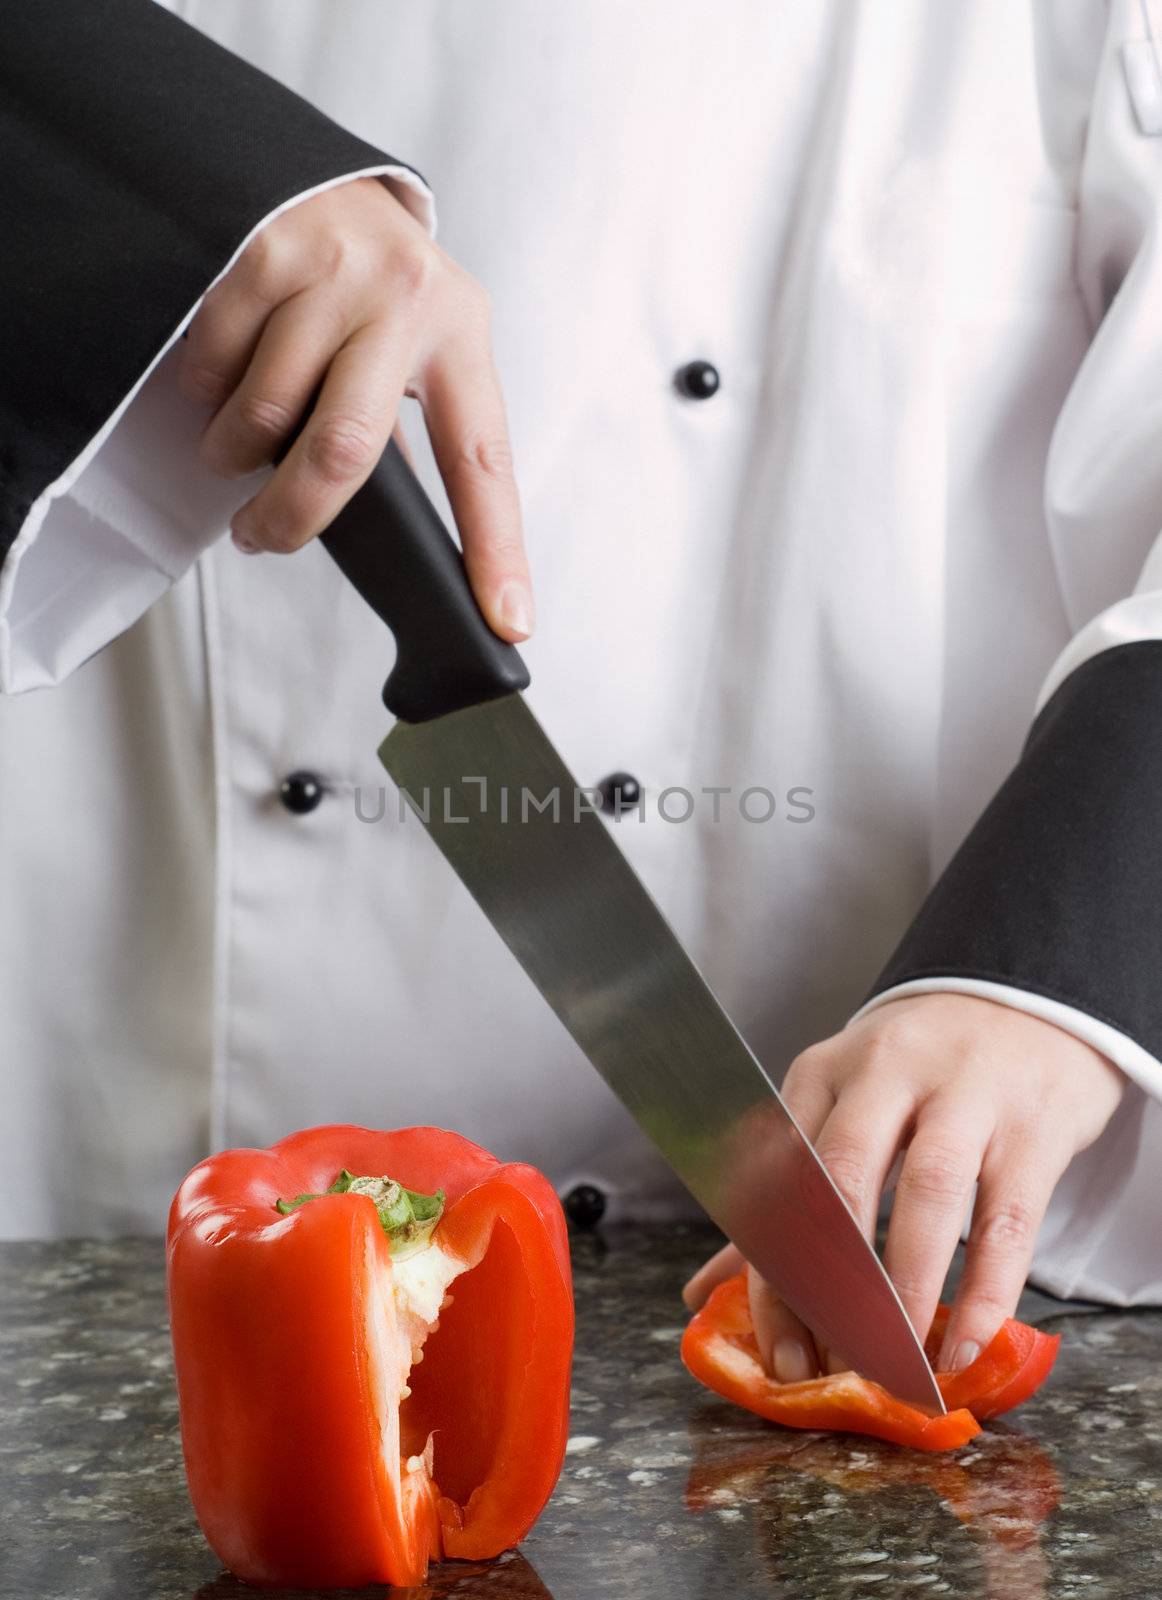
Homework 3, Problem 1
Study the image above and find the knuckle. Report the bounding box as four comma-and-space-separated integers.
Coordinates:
306, 412, 380, 484
392, 241, 438, 301
782, 1044, 832, 1098
974, 1196, 1038, 1255
456, 431, 515, 483
315, 231, 356, 283
788, 1043, 832, 1083
860, 1012, 922, 1068
885, 1264, 929, 1307
816, 1136, 873, 1211
237, 228, 283, 293
179, 362, 229, 406
236, 393, 296, 445
899, 1140, 974, 1209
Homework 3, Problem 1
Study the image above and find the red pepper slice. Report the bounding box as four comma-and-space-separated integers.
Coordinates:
925, 1303, 1061, 1421
682, 1275, 980, 1451
167, 1124, 573, 1589
684, 1275, 1061, 1450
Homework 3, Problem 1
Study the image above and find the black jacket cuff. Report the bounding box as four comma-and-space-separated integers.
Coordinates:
866, 641, 1162, 1057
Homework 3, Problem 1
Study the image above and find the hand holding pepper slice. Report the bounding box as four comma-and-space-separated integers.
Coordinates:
168, 1125, 574, 1589
682, 1273, 1059, 1451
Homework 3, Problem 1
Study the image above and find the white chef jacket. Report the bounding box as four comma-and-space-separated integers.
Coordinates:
2, 0, 1161, 1305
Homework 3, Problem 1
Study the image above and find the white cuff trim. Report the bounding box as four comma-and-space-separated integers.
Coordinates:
0, 163, 434, 694
850, 975, 1162, 1104
1035, 582, 1162, 713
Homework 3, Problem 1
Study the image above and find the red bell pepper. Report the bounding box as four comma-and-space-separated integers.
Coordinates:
682, 1275, 979, 1451
683, 1274, 1061, 1451
924, 1303, 1060, 1420
167, 1124, 574, 1589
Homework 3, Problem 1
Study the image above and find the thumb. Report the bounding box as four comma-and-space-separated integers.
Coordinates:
682, 1242, 745, 1312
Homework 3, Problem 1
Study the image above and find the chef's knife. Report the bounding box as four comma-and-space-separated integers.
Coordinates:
318, 440, 943, 1411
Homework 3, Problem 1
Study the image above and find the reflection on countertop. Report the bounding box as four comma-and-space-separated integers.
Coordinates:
0, 1224, 1159, 1599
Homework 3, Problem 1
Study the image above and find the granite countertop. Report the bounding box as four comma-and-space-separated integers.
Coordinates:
1, 1223, 1159, 1600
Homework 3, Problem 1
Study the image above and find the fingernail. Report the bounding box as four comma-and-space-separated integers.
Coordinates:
231, 527, 260, 555
952, 1339, 981, 1372
497, 581, 533, 638
772, 1337, 814, 1383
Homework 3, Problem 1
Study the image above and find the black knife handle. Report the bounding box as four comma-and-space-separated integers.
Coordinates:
317, 440, 529, 723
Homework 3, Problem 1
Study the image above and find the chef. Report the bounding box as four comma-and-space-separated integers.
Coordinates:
3, 0, 1161, 1386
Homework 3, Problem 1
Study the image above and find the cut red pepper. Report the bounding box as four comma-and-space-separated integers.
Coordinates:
682, 1273, 1060, 1451
682, 1275, 979, 1451
925, 1303, 1061, 1421
167, 1124, 574, 1589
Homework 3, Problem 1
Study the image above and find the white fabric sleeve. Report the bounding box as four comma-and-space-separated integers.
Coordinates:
1034, 0, 1162, 701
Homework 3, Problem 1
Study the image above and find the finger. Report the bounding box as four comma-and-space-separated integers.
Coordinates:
812, 1076, 915, 1242
178, 230, 296, 409
778, 1046, 838, 1145
937, 1134, 1066, 1371
747, 1267, 822, 1382
231, 321, 407, 553
199, 289, 348, 479
883, 1096, 993, 1351
682, 1243, 744, 1311
420, 336, 532, 642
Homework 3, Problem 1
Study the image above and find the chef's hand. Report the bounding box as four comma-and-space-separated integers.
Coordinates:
178, 177, 533, 641
683, 992, 1125, 1380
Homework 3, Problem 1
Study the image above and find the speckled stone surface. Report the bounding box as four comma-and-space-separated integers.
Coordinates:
0, 1224, 1159, 1600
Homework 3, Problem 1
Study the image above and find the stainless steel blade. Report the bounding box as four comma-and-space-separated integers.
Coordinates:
380, 694, 943, 1410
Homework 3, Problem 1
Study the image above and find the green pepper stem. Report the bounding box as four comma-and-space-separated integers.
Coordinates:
275, 1169, 445, 1257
